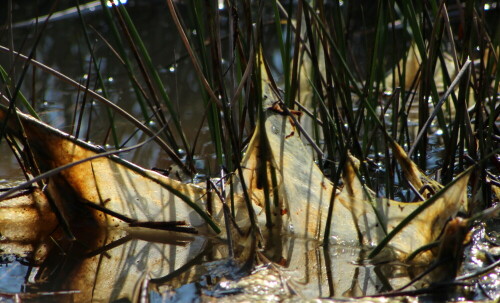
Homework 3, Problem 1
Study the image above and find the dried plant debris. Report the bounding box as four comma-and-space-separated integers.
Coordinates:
0, 96, 478, 301
1, 97, 471, 255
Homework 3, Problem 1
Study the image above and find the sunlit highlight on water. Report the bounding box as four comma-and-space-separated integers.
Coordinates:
218, 0, 225, 10
484, 2, 497, 10
106, 0, 128, 8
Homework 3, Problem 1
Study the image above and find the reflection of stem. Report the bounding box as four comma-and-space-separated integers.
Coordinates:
373, 264, 393, 293
81, 197, 199, 234
322, 245, 335, 297
343, 267, 360, 297
395, 261, 441, 292
219, 169, 234, 258
149, 247, 208, 285
405, 241, 439, 263
80, 198, 134, 223
456, 258, 500, 281
129, 221, 197, 234
208, 170, 243, 258
85, 235, 132, 259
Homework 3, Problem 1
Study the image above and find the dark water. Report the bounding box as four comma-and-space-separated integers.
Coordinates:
0, 1, 222, 179
0, 0, 413, 180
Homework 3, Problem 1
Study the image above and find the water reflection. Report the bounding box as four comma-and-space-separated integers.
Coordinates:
0, 188, 434, 302
1, 220, 210, 301
0, 1, 215, 174
32, 228, 208, 302
0, 185, 488, 301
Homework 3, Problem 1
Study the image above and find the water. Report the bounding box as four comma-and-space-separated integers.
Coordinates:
0, 1, 499, 302
0, 255, 29, 293
0, 223, 454, 302
0, 0, 216, 175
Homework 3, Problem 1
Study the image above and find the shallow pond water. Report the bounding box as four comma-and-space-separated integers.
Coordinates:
0, 1, 230, 178
1, 218, 497, 302
0, 1, 499, 302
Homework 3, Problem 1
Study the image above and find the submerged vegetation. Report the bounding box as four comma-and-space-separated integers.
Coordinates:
0, 0, 499, 301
